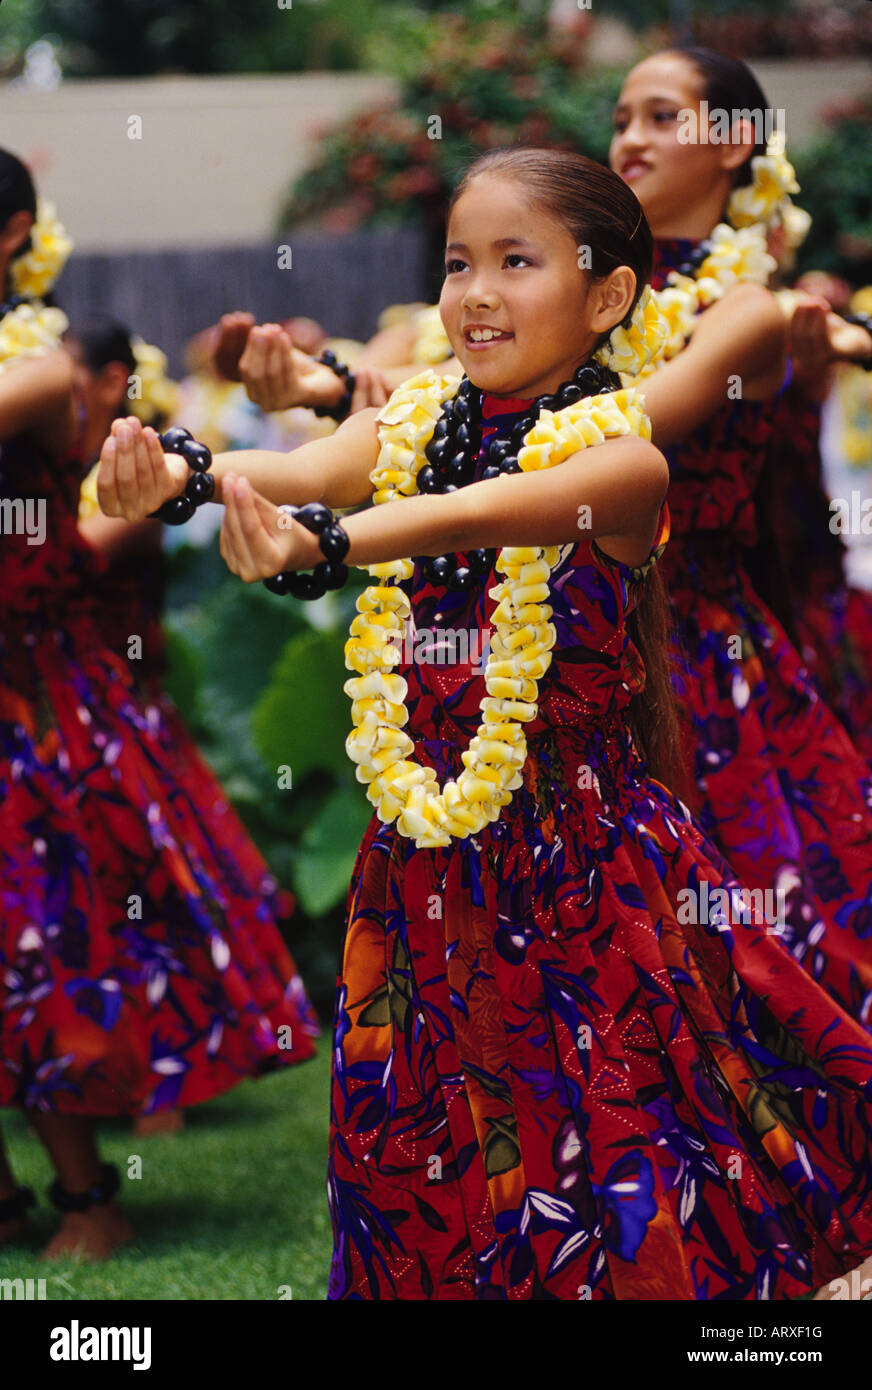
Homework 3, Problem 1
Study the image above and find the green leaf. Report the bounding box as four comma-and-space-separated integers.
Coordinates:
200, 581, 307, 724
251, 628, 353, 781
161, 624, 203, 729
291, 784, 373, 916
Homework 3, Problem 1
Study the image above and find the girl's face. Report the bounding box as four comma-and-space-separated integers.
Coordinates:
64, 338, 130, 457
610, 53, 746, 238
439, 175, 604, 399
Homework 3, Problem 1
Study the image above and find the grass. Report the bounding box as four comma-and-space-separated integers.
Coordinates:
0, 1047, 333, 1301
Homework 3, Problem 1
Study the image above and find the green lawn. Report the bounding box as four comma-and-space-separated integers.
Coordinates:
0, 1046, 333, 1300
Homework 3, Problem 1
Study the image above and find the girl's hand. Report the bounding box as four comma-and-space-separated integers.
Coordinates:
97, 418, 189, 521
349, 366, 390, 413
790, 296, 872, 377
212, 312, 256, 381
239, 326, 356, 414
238, 323, 305, 412
219, 472, 319, 582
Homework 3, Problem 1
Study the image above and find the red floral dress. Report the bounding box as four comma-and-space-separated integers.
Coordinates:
327, 390, 872, 1300
654, 238, 872, 1030
0, 417, 318, 1117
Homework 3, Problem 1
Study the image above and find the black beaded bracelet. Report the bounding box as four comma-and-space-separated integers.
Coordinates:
48, 1162, 120, 1215
843, 313, 872, 372
148, 426, 215, 524
312, 350, 356, 423
264, 501, 349, 601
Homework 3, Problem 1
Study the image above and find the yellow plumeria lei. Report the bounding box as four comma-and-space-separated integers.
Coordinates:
645, 222, 778, 371
8, 199, 73, 299
411, 304, 452, 366
0, 300, 68, 376
642, 132, 811, 374
344, 369, 651, 848
129, 336, 179, 425
835, 286, 872, 473
595, 285, 671, 378
726, 131, 805, 238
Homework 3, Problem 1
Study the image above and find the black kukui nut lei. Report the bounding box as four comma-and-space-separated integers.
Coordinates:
843, 312, 872, 371
149, 427, 215, 524
263, 500, 350, 601
312, 349, 357, 422
417, 359, 617, 591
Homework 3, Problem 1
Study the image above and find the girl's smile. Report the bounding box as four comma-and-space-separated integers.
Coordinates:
462, 323, 515, 349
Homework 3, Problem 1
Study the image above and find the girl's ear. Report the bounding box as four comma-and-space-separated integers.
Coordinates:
590, 266, 637, 335
0, 208, 34, 260
97, 361, 132, 413
720, 117, 757, 176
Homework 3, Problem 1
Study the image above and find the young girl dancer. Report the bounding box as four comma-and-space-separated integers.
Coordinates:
0, 151, 318, 1260
71, 319, 171, 702
609, 47, 872, 1027
100, 147, 872, 1300
71, 317, 311, 1137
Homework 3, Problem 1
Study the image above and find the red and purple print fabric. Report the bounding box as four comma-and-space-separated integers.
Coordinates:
0, 425, 318, 1116
327, 391, 872, 1300
653, 238, 872, 1030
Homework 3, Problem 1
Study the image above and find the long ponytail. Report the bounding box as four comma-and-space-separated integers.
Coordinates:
625, 566, 694, 803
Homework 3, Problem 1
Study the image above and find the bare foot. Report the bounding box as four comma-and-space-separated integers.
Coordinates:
813, 1253, 872, 1300
132, 1110, 184, 1137
40, 1202, 134, 1262
0, 1215, 35, 1250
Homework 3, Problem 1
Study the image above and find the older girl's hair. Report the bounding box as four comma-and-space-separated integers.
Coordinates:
666, 46, 771, 186
0, 149, 37, 293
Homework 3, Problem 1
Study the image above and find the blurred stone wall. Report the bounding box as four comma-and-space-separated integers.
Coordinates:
52, 230, 430, 375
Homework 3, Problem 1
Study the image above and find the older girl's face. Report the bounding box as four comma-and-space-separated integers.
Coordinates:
439, 174, 601, 400
610, 52, 746, 238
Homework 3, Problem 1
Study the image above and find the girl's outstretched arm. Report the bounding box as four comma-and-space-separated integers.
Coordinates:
97, 406, 382, 522
0, 349, 77, 451
237, 322, 460, 413
639, 282, 787, 448
220, 434, 668, 582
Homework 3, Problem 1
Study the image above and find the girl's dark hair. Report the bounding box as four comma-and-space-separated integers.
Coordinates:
448, 147, 653, 349
0, 148, 37, 288
449, 146, 683, 788
70, 317, 137, 376
625, 565, 686, 796
665, 46, 770, 186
